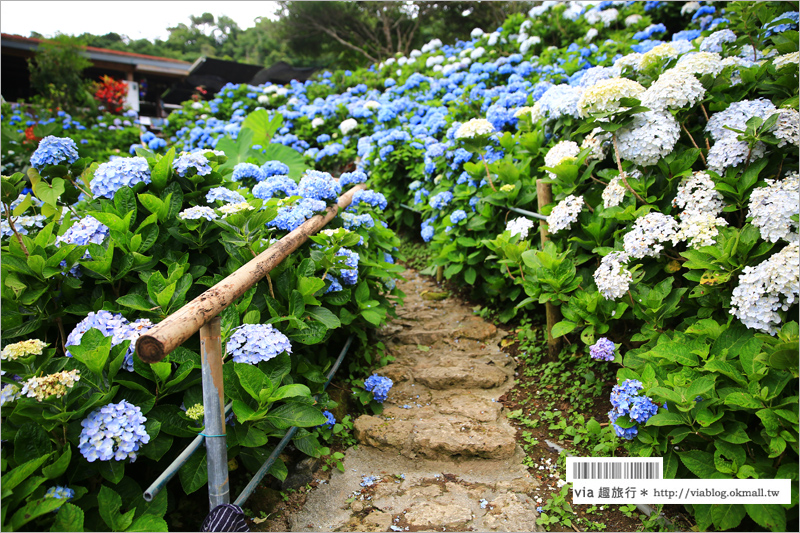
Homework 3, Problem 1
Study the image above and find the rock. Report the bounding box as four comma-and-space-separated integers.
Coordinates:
413, 359, 507, 390
351, 500, 365, 513
364, 510, 393, 530
479, 493, 541, 532
281, 456, 321, 491
405, 501, 473, 529
457, 316, 497, 340
394, 329, 454, 345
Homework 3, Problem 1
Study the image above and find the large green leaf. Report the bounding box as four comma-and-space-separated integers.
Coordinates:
745, 504, 786, 532
241, 109, 282, 144
678, 450, 717, 478
265, 402, 327, 429
261, 143, 308, 180
178, 451, 208, 494
51, 503, 84, 532
234, 363, 273, 402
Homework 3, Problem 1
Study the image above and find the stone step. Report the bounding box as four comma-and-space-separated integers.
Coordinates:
354, 413, 517, 460
412, 357, 510, 390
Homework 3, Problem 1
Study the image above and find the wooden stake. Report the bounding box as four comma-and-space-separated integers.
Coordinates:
135, 184, 366, 363
536, 179, 562, 360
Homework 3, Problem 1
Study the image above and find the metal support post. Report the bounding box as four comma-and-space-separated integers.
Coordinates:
200, 317, 229, 509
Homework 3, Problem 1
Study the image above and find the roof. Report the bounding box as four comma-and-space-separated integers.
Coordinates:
1, 33, 192, 76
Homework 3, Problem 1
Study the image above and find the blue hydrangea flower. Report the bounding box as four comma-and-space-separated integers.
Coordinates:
340, 212, 375, 230
429, 191, 454, 210
364, 374, 393, 403
383, 252, 394, 264
325, 276, 343, 294
261, 160, 291, 178
589, 338, 615, 361
450, 210, 467, 224
65, 311, 152, 372
173, 152, 212, 177
608, 379, 660, 440
30, 136, 79, 170
178, 206, 218, 221
232, 162, 265, 182
336, 248, 359, 285
90, 157, 151, 199
339, 170, 368, 189
298, 170, 341, 202
319, 410, 336, 428
78, 400, 150, 462
45, 486, 75, 509
269, 198, 327, 232
316, 133, 331, 143
56, 216, 109, 248
253, 175, 298, 199
348, 190, 387, 212
226, 323, 292, 364
206, 187, 246, 204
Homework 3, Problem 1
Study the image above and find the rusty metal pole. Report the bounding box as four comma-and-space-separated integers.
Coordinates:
199, 317, 229, 509
536, 179, 562, 360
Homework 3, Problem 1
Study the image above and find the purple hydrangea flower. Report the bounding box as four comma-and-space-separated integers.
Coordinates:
65, 311, 152, 372
90, 157, 151, 199
226, 323, 292, 364
30, 136, 79, 170
589, 337, 615, 361
56, 216, 109, 248
78, 400, 150, 462
364, 374, 393, 403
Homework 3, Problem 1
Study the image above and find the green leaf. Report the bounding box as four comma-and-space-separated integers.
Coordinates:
551, 320, 578, 338
68, 328, 112, 377
42, 444, 72, 479
687, 377, 715, 401
151, 147, 175, 191
724, 392, 763, 410
645, 412, 685, 426
306, 306, 341, 329
265, 402, 327, 429
98, 485, 135, 531
242, 309, 261, 324
90, 211, 127, 233
270, 384, 311, 402
98, 457, 125, 484
290, 320, 328, 344
10, 497, 64, 530
51, 503, 84, 532
33, 177, 65, 206
261, 143, 307, 180
710, 503, 745, 530
178, 450, 208, 494
128, 515, 169, 532
648, 341, 699, 366
235, 363, 272, 401
463, 267, 477, 285
241, 109, 282, 144
293, 429, 324, 458
117, 294, 154, 312
14, 423, 52, 465
3, 453, 52, 492
679, 450, 718, 478
745, 504, 786, 532
298, 276, 326, 297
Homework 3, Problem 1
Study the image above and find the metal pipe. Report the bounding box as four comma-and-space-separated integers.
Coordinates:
200, 317, 229, 509
506, 205, 548, 221
135, 184, 367, 363
142, 402, 233, 502
233, 335, 354, 507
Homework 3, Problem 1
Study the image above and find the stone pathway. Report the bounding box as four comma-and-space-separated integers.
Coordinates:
291, 270, 541, 532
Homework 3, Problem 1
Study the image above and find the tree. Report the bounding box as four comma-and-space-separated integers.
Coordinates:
27, 34, 94, 112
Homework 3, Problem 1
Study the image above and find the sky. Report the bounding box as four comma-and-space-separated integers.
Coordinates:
0, 1, 280, 42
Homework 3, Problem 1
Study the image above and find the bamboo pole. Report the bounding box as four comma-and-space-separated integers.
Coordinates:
135, 184, 366, 363
536, 179, 562, 360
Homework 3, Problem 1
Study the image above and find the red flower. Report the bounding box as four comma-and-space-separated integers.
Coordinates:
93, 76, 129, 115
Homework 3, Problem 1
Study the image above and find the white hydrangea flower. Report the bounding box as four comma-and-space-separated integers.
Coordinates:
773, 51, 799, 70
699, 29, 737, 53
544, 141, 581, 179
582, 128, 610, 161
602, 174, 627, 208
616, 111, 680, 167
614, 53, 644, 71
547, 195, 584, 234
514, 106, 535, 119
748, 173, 800, 243
707, 136, 767, 174
672, 171, 725, 218
674, 52, 724, 77
625, 14, 642, 27
364, 100, 381, 110
623, 212, 678, 258
455, 118, 495, 139
339, 118, 358, 135
506, 217, 535, 239
638, 43, 679, 71
311, 117, 325, 128
599, 8, 619, 26
641, 69, 706, 112
674, 213, 728, 248
585, 28, 599, 42
584, 9, 603, 25
219, 202, 255, 217
681, 1, 701, 15
730, 242, 800, 335
772, 108, 800, 147
594, 251, 633, 300
706, 99, 778, 142
578, 78, 646, 118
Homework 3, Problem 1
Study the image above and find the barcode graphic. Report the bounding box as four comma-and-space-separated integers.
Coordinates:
572, 461, 661, 480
